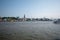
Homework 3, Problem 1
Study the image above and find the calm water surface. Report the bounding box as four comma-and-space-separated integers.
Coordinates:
0, 21, 60, 40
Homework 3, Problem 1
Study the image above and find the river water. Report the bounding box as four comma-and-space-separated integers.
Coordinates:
0, 21, 60, 40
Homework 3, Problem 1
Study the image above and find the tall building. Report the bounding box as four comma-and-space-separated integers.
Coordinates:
23, 14, 26, 21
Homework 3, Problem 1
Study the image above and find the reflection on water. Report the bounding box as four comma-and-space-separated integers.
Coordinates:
0, 21, 60, 40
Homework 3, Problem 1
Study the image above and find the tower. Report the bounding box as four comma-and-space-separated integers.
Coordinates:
24, 14, 25, 19
23, 14, 26, 21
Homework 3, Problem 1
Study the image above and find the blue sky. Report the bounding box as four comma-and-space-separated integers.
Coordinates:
0, 0, 60, 18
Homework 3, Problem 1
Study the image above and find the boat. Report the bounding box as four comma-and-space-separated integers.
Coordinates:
54, 19, 60, 24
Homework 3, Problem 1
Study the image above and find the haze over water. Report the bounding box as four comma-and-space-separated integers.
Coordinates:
0, 21, 60, 40
0, 0, 60, 40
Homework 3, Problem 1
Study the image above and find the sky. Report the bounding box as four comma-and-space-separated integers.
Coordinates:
0, 0, 60, 18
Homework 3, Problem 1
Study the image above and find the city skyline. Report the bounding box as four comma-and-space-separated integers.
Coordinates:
0, 0, 60, 18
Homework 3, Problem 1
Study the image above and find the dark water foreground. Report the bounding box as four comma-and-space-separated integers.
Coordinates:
0, 21, 60, 40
